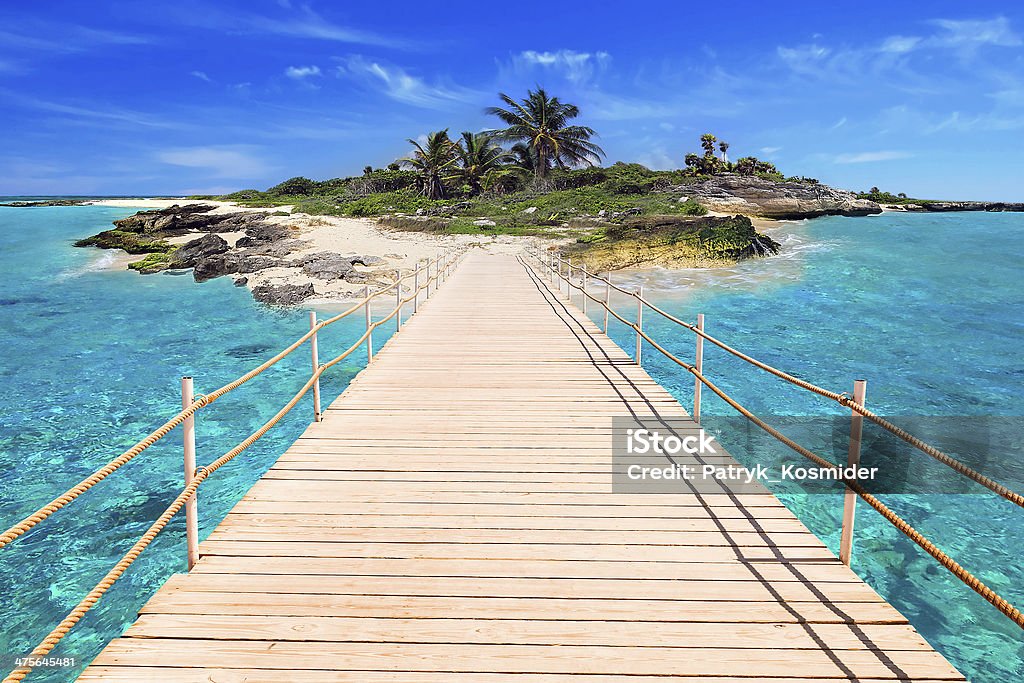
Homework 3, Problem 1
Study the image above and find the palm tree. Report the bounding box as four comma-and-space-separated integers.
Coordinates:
509, 142, 538, 176
718, 141, 730, 162
457, 131, 512, 195
700, 133, 718, 157
485, 88, 604, 179
400, 129, 460, 199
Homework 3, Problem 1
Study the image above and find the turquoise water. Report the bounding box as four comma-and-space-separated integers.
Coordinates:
600, 212, 1024, 681
1, 207, 1021, 681
0, 205, 392, 680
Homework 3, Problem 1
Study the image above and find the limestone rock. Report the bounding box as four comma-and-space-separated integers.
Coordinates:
680, 174, 881, 219
173, 234, 229, 268
251, 282, 315, 306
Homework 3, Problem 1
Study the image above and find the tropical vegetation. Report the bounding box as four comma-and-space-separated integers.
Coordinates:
192, 90, 832, 237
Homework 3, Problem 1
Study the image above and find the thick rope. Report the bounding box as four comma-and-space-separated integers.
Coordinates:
538, 251, 1024, 509
525, 255, 1024, 631
2, 254, 463, 683
0, 255, 459, 551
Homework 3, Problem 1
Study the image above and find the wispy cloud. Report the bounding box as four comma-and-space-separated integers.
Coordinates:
157, 145, 271, 178
929, 17, 1021, 49
337, 56, 481, 109
285, 65, 321, 79
0, 89, 183, 129
190, 70, 212, 83
834, 150, 912, 164
512, 49, 611, 83
0, 25, 151, 54
178, 3, 411, 49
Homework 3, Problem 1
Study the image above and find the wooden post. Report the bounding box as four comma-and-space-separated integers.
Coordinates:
364, 285, 374, 363
413, 262, 420, 314
603, 274, 611, 333
309, 311, 321, 423
635, 287, 643, 365
581, 265, 588, 315
839, 379, 867, 566
393, 274, 401, 335
568, 258, 575, 303
181, 376, 199, 571
693, 313, 704, 422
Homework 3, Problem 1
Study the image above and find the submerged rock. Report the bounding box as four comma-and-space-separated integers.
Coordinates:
564, 214, 780, 271
251, 282, 315, 306
681, 174, 881, 219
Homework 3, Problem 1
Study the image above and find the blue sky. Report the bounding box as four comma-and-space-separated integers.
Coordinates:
2, 1, 1022, 199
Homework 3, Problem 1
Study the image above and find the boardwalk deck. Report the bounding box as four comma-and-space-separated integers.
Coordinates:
80, 253, 964, 681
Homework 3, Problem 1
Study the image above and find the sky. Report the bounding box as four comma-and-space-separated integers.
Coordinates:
1, 1, 1022, 199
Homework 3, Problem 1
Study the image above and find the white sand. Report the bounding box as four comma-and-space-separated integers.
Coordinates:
87, 198, 553, 304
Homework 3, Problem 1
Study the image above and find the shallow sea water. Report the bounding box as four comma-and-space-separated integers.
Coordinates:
598, 211, 1024, 681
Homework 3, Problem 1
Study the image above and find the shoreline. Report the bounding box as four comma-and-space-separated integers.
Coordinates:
79, 199, 559, 305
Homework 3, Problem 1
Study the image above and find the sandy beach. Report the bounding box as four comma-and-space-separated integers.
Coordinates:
86, 198, 554, 304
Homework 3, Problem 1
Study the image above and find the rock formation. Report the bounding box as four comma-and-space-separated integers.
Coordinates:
562, 214, 780, 272
679, 174, 881, 219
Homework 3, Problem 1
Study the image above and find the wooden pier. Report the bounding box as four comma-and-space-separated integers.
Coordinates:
79, 253, 964, 681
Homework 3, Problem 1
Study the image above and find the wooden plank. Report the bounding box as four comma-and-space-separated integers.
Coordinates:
89, 639, 963, 679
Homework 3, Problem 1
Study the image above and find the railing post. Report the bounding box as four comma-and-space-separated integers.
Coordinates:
413, 262, 420, 314
568, 258, 574, 302
839, 379, 867, 566
635, 287, 643, 365
395, 270, 402, 332
426, 258, 433, 298
364, 285, 374, 363
581, 265, 588, 315
309, 311, 322, 423
693, 313, 704, 422
603, 273, 611, 333
180, 376, 200, 571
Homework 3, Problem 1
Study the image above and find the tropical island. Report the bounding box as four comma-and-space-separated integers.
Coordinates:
46, 88, 1021, 305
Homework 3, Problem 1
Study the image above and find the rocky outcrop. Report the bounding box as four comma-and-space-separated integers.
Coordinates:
173, 234, 229, 268
251, 283, 315, 306
563, 214, 780, 271
0, 199, 87, 207
192, 252, 282, 282
883, 201, 1024, 212
74, 230, 172, 254
678, 174, 881, 219
111, 204, 264, 236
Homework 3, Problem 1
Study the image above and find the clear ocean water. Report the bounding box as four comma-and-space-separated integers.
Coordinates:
0, 206, 1021, 681
600, 211, 1024, 681
0, 204, 397, 680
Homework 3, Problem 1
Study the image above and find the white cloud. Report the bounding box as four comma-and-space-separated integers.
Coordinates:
194, 4, 409, 49
930, 17, 1021, 48
760, 146, 782, 155
157, 146, 271, 178
0, 88, 182, 129
285, 65, 321, 79
337, 56, 480, 108
879, 35, 922, 53
513, 49, 611, 83
834, 150, 912, 164
190, 70, 212, 82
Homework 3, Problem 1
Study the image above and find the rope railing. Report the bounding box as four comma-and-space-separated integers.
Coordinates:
524, 251, 1024, 632
1, 250, 465, 683
543, 250, 1024, 510
0, 253, 455, 551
